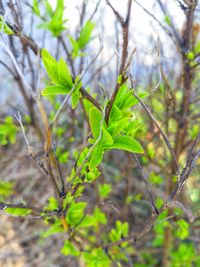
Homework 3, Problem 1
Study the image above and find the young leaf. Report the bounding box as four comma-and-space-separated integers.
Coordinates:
42, 220, 64, 238
61, 240, 80, 256
0, 180, 14, 196
176, 219, 189, 240
79, 215, 97, 228
109, 105, 122, 123
72, 82, 82, 109
89, 144, 104, 168
102, 128, 113, 147
89, 107, 102, 139
107, 118, 129, 137
83, 248, 110, 267
33, 0, 40, 16
66, 202, 86, 226
41, 85, 70, 96
0, 16, 14, 35
114, 83, 128, 108
71, 92, 79, 109
4, 207, 32, 216
105, 136, 143, 153
42, 49, 59, 84
58, 58, 73, 88
78, 20, 95, 49
93, 207, 107, 224
99, 183, 111, 199
69, 35, 80, 58
45, 196, 58, 211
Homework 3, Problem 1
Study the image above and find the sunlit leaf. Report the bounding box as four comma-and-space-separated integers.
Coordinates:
105, 136, 143, 153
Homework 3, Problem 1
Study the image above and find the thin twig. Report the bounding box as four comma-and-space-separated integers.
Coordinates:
105, 0, 132, 123
130, 78, 180, 174
133, 153, 159, 215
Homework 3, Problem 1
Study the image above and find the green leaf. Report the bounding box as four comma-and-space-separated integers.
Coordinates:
42, 49, 59, 83
85, 168, 100, 183
78, 20, 95, 49
45, 196, 58, 211
89, 107, 102, 139
40, 0, 66, 36
102, 128, 113, 147
4, 207, 32, 216
72, 91, 80, 109
61, 240, 80, 256
194, 41, 200, 54
44, 0, 53, 17
120, 91, 138, 110
41, 85, 70, 95
109, 220, 129, 243
152, 98, 164, 112
76, 147, 89, 167
149, 172, 163, 185
74, 185, 85, 197
58, 58, 73, 88
176, 219, 189, 240
121, 222, 129, 237
114, 83, 128, 108
187, 51, 194, 61
164, 15, 171, 25
99, 183, 111, 199
79, 215, 97, 228
0, 180, 14, 196
105, 136, 143, 153
152, 235, 164, 247
155, 197, 164, 209
83, 248, 110, 267
0, 116, 17, 145
93, 207, 107, 224
109, 105, 122, 123
33, 0, 40, 16
171, 243, 196, 263
63, 192, 73, 208
71, 79, 82, 109
0, 16, 14, 35
42, 220, 64, 238
69, 35, 80, 58
66, 202, 87, 226
85, 171, 96, 182
107, 117, 129, 137
114, 83, 148, 111
89, 144, 104, 168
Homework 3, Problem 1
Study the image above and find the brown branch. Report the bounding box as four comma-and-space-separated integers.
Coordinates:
105, 0, 132, 123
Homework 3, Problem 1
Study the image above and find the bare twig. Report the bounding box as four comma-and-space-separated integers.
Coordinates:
133, 153, 159, 215
130, 78, 180, 174
14, 111, 48, 175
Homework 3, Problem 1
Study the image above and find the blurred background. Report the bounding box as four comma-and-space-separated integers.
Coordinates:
0, 0, 200, 266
